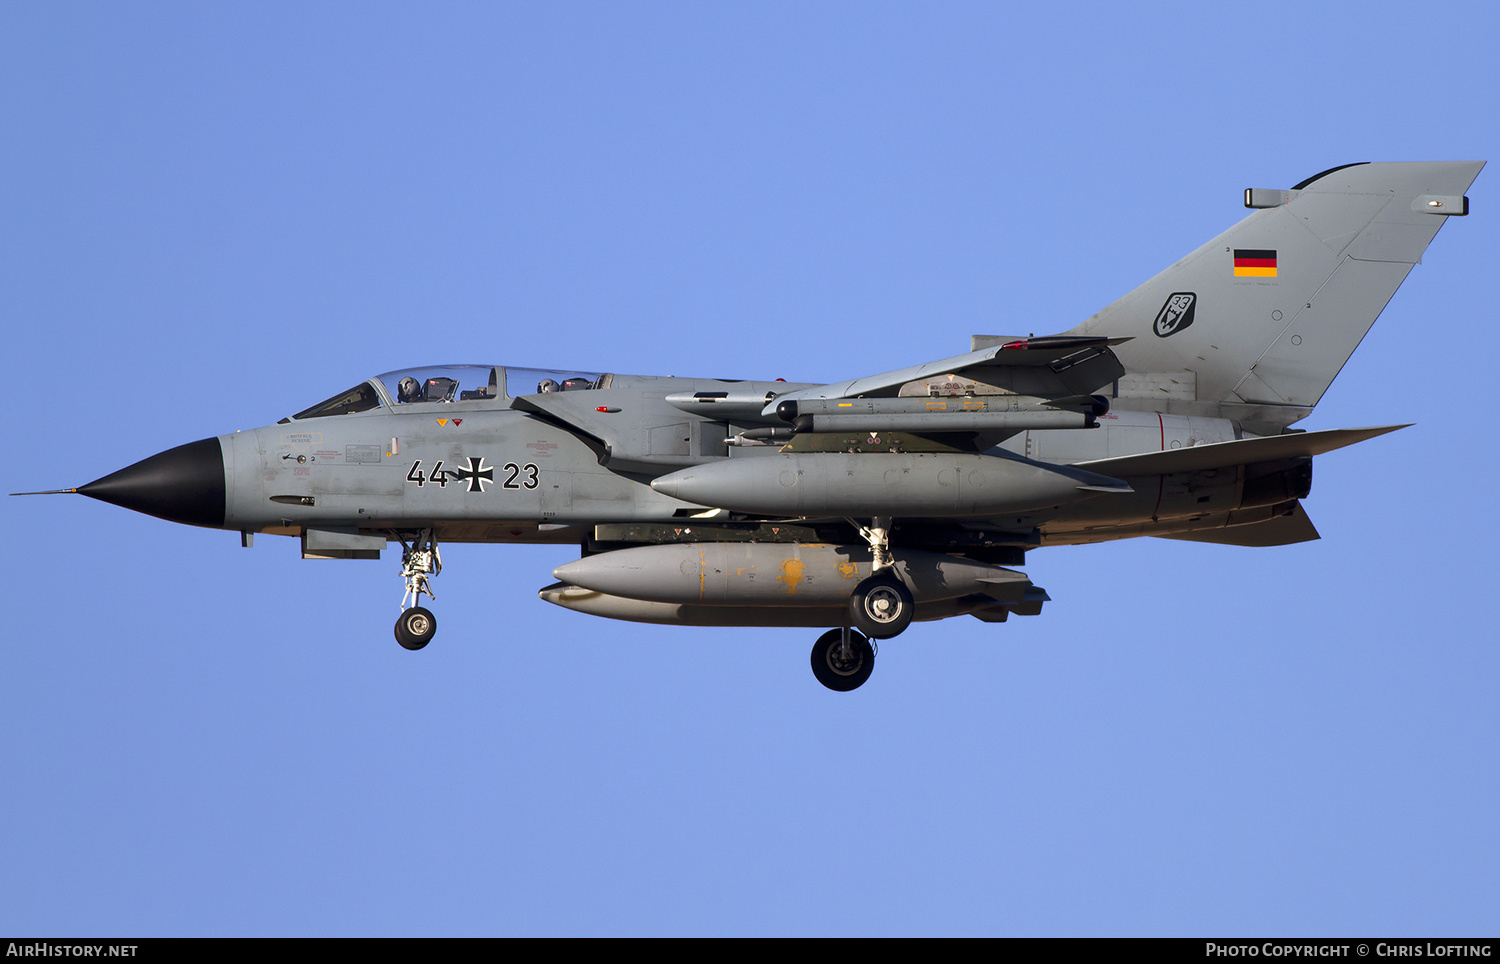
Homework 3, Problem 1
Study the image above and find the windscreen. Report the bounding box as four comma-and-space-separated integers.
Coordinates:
288, 382, 383, 420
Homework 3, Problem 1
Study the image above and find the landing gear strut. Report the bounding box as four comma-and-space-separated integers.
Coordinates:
811, 627, 875, 691
853, 516, 894, 572
392, 528, 441, 650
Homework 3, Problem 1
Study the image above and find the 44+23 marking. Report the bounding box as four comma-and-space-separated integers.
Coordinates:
405, 457, 538, 493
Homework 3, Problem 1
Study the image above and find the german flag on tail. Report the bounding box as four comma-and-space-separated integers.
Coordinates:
1233, 249, 1277, 277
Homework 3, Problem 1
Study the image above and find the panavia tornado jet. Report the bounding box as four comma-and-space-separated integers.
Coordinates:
17, 161, 1482, 690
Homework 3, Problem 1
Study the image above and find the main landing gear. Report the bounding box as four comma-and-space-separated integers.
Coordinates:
808, 517, 915, 691
847, 515, 914, 639
811, 628, 875, 692
392, 528, 441, 651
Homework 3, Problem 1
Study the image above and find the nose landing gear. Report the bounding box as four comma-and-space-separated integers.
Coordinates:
392, 528, 441, 651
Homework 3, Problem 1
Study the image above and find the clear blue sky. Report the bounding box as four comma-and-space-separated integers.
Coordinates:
3, 1, 1496, 936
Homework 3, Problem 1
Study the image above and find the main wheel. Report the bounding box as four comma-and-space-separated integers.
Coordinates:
810, 628, 875, 691
849, 573, 914, 639
395, 606, 437, 651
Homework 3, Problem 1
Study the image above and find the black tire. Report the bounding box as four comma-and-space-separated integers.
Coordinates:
395, 606, 437, 651
810, 628, 874, 692
848, 573, 914, 639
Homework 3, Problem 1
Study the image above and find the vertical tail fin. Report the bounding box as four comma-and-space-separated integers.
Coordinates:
1070, 161, 1484, 432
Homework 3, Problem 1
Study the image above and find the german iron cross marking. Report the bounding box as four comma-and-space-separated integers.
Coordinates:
451, 456, 494, 493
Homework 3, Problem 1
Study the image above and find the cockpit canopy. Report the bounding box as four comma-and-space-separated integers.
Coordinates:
286, 365, 606, 421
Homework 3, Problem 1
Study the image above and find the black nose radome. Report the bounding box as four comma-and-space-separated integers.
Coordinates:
78, 437, 226, 528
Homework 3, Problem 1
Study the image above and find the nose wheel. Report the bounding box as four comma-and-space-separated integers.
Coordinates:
395, 606, 437, 650
392, 528, 441, 651
811, 627, 875, 691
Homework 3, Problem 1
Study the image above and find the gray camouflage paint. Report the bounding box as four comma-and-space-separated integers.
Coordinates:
56, 161, 1486, 634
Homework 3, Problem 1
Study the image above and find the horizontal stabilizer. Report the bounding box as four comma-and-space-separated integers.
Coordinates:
1160, 502, 1320, 547
1072, 424, 1407, 476
968, 585, 1051, 622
